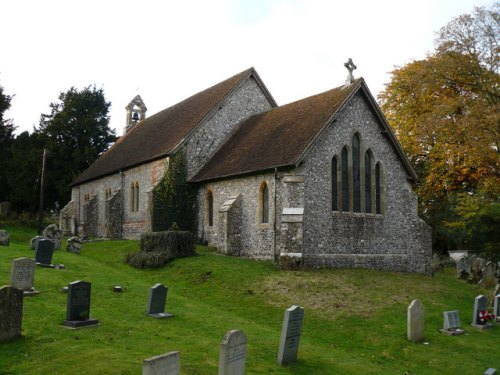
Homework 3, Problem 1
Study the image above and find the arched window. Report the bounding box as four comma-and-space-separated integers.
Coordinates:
341, 146, 349, 212
261, 182, 269, 224
134, 182, 140, 212
130, 183, 135, 212
331, 156, 338, 211
352, 134, 361, 213
207, 190, 214, 227
375, 163, 382, 214
365, 150, 372, 214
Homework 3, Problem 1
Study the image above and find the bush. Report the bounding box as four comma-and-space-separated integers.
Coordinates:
127, 231, 196, 269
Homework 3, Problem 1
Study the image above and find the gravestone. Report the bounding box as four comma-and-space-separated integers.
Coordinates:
43, 224, 62, 249
10, 258, 39, 296
35, 239, 55, 268
0, 230, 9, 246
0, 201, 10, 217
471, 295, 493, 330
63, 280, 99, 328
142, 351, 180, 375
407, 299, 424, 342
146, 283, 173, 318
456, 257, 470, 278
67, 237, 84, 254
440, 310, 464, 335
0, 286, 23, 342
277, 305, 304, 366
494, 294, 500, 323
484, 368, 497, 375
30, 235, 44, 250
218, 330, 246, 375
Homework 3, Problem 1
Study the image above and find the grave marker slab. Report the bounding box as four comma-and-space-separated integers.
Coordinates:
10, 257, 39, 296
146, 283, 173, 318
63, 280, 99, 328
142, 351, 180, 375
34, 239, 55, 268
277, 305, 304, 365
218, 330, 246, 375
471, 295, 493, 330
440, 310, 464, 335
0, 285, 23, 342
407, 299, 424, 342
494, 294, 500, 323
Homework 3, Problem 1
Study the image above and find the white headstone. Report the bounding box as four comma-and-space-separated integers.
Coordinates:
10, 258, 38, 294
277, 305, 304, 365
218, 330, 246, 375
142, 351, 180, 375
407, 299, 424, 342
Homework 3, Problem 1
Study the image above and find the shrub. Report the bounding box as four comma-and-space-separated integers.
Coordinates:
125, 252, 172, 269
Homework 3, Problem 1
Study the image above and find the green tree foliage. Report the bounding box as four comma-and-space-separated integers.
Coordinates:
0, 84, 16, 201
35, 86, 116, 209
379, 4, 499, 254
152, 151, 196, 233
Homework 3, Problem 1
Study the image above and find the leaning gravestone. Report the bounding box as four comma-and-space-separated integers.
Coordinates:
471, 295, 493, 330
407, 299, 424, 342
0, 286, 23, 342
440, 310, 464, 335
218, 330, 246, 375
0, 230, 9, 246
43, 223, 62, 249
35, 239, 55, 268
63, 280, 99, 328
146, 283, 173, 318
494, 294, 500, 323
142, 351, 180, 375
277, 305, 304, 366
10, 258, 39, 296
30, 235, 44, 250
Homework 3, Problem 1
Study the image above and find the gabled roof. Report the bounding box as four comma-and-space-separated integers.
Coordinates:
72, 67, 276, 186
190, 79, 418, 183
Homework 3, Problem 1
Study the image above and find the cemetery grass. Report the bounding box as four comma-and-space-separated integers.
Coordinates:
1, 226, 499, 374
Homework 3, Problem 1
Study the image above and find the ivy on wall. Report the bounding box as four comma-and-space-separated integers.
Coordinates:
151, 150, 196, 232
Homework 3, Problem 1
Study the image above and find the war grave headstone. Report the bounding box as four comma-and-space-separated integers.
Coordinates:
146, 283, 173, 318
277, 305, 304, 366
440, 310, 464, 335
0, 230, 9, 246
63, 280, 99, 328
218, 330, 246, 375
494, 294, 500, 323
34, 239, 55, 268
407, 299, 424, 342
10, 257, 39, 296
142, 351, 180, 375
0, 285, 23, 342
471, 295, 493, 330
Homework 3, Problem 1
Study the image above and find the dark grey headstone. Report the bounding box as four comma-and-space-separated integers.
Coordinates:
63, 280, 98, 328
277, 305, 304, 366
34, 239, 55, 268
142, 351, 180, 375
218, 330, 246, 375
494, 294, 500, 322
0, 285, 23, 342
10, 257, 39, 295
146, 283, 172, 318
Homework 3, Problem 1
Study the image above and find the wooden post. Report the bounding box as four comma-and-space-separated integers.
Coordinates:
37, 149, 47, 235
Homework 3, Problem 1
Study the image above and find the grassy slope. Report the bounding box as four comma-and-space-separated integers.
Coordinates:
0, 226, 499, 374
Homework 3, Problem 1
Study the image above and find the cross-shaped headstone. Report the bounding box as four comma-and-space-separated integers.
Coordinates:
344, 58, 357, 85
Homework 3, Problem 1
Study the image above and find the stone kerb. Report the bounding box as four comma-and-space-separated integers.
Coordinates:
142, 351, 180, 375
277, 305, 304, 366
218, 330, 246, 375
0, 286, 23, 342
407, 299, 424, 342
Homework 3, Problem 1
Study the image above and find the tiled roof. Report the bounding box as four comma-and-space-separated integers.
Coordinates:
190, 79, 364, 182
72, 68, 259, 186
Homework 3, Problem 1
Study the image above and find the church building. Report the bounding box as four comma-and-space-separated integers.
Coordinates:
60, 64, 431, 274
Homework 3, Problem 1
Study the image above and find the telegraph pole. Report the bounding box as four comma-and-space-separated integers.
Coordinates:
37, 149, 47, 235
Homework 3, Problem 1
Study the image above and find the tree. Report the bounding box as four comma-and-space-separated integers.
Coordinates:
379, 4, 499, 254
36, 86, 116, 209
0, 84, 16, 202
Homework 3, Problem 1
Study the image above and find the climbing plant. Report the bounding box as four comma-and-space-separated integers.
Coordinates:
151, 150, 197, 232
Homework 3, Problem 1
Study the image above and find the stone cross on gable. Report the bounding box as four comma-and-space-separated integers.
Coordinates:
344, 58, 357, 86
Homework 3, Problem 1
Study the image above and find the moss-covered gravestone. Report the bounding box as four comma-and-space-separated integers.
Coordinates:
0, 286, 23, 342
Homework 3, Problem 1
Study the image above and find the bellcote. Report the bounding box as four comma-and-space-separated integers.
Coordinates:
125, 95, 147, 134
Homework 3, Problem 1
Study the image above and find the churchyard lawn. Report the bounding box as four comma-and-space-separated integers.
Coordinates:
0, 226, 498, 374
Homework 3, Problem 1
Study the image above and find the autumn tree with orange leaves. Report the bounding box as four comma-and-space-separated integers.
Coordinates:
379, 4, 499, 255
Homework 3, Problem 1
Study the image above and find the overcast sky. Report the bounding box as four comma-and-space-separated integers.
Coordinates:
1, 0, 494, 136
